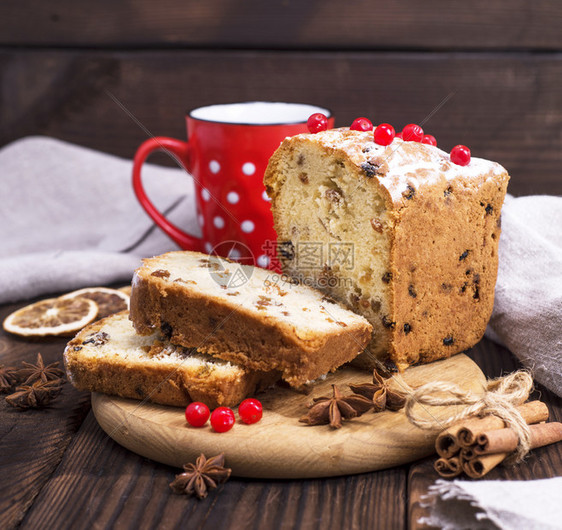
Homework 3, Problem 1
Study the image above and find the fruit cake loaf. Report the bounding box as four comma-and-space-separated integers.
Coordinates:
263, 128, 509, 370
64, 311, 277, 408
129, 251, 372, 387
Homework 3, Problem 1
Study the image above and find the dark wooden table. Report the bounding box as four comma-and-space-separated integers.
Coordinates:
1, 296, 561, 530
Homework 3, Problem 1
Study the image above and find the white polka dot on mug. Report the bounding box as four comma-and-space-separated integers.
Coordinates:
241, 220, 255, 233
242, 162, 256, 175
227, 191, 240, 204
257, 254, 270, 268
209, 160, 221, 174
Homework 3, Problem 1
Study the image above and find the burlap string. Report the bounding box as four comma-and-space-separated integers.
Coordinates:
397, 370, 534, 463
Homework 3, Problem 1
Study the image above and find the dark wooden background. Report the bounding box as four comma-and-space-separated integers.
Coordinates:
1, 0, 561, 196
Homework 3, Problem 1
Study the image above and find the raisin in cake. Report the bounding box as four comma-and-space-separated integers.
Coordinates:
263, 128, 509, 370
129, 251, 372, 387
64, 311, 277, 408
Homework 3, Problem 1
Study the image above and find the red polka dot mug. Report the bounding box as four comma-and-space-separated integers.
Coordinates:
132, 102, 334, 268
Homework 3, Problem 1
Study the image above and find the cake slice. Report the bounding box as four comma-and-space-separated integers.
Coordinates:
64, 311, 278, 408
129, 251, 373, 387
263, 128, 509, 370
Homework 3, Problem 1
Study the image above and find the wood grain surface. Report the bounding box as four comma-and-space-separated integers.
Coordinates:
1, 0, 561, 50
1, 296, 561, 530
0, 332, 90, 530
22, 411, 408, 530
92, 355, 485, 479
1, 49, 561, 197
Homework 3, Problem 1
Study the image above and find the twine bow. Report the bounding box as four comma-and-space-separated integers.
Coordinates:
398, 370, 534, 463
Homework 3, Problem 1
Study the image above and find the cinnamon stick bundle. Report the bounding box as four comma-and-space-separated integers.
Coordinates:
474, 422, 562, 455
456, 423, 562, 478
461, 452, 506, 479
457, 400, 549, 448
433, 402, 562, 479
457, 422, 562, 478
435, 400, 549, 458
434, 457, 462, 478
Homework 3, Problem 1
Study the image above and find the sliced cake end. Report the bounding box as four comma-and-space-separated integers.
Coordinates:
129, 251, 373, 387
64, 311, 278, 408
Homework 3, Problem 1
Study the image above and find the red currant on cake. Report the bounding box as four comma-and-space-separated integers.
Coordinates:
307, 113, 329, 134
373, 123, 396, 146
450, 145, 471, 166
238, 398, 263, 424
422, 134, 437, 146
185, 402, 210, 427
402, 123, 424, 142
210, 407, 236, 432
350, 117, 373, 132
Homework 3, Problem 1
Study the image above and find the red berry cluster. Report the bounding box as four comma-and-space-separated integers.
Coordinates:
310, 113, 471, 166
369, 122, 437, 148
185, 398, 263, 432
354, 118, 471, 166
390, 123, 437, 147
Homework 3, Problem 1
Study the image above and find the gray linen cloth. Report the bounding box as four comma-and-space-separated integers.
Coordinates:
0, 137, 560, 397
486, 194, 562, 397
0, 136, 198, 302
420, 478, 562, 529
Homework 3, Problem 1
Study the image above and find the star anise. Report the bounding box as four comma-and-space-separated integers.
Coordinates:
170, 453, 231, 499
299, 384, 373, 429
5, 380, 63, 409
0, 364, 19, 393
349, 369, 407, 412
17, 353, 65, 385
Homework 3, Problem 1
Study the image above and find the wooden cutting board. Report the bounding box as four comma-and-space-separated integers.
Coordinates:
92, 353, 485, 479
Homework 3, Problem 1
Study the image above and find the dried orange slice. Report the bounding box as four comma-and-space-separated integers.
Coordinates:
3, 297, 98, 337
60, 287, 129, 319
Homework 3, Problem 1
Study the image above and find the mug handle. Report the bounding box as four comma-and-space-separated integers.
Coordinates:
132, 136, 203, 251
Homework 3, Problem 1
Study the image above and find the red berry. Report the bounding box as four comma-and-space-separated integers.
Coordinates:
350, 117, 373, 132
402, 123, 424, 142
238, 398, 263, 424
450, 145, 471, 166
210, 407, 235, 433
422, 134, 437, 147
373, 123, 395, 146
307, 113, 329, 134
396, 132, 403, 139
185, 402, 210, 427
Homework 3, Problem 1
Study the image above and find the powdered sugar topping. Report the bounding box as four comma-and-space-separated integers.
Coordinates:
296, 128, 507, 204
